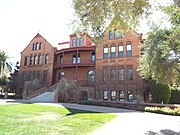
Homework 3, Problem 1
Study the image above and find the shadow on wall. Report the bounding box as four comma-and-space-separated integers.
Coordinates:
145, 129, 180, 135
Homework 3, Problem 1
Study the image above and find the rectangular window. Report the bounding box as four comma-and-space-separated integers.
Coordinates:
118, 67, 124, 80
110, 68, 116, 81
30, 56, 33, 65
37, 71, 41, 81
77, 54, 80, 63
103, 47, 108, 59
127, 44, 132, 57
21, 71, 26, 82
29, 71, 33, 80
45, 54, 48, 64
33, 71, 36, 80
38, 55, 42, 65
118, 46, 124, 58
110, 46, 116, 58
128, 66, 133, 80
111, 90, 116, 101
24, 57, 27, 66
60, 55, 63, 64
103, 90, 108, 100
103, 68, 109, 81
72, 54, 76, 64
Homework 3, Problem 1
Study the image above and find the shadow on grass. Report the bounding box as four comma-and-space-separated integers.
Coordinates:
145, 129, 180, 135
65, 108, 101, 116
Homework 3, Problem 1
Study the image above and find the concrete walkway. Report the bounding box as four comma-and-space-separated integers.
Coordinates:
1, 99, 180, 135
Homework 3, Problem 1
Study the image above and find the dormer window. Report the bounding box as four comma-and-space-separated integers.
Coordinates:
114, 29, 120, 39
109, 31, 112, 39
80, 37, 83, 45
76, 38, 79, 46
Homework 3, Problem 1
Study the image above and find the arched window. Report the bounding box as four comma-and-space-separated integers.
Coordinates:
72, 39, 75, 46
32, 44, 35, 50
76, 38, 79, 46
109, 31, 112, 39
29, 55, 33, 65
33, 55, 37, 65
118, 42, 124, 58
38, 54, 41, 65
126, 41, 132, 57
87, 70, 95, 82
39, 43, 42, 50
35, 42, 39, 50
103, 45, 108, 59
114, 29, 120, 39
119, 91, 125, 102
110, 44, 116, 58
128, 90, 133, 102
80, 37, 83, 45
59, 71, 64, 80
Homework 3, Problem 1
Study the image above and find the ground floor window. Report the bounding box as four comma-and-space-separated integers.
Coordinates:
119, 91, 125, 102
127, 90, 133, 102
103, 90, 108, 100
111, 90, 116, 101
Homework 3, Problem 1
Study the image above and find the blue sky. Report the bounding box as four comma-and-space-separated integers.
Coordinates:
0, 0, 173, 67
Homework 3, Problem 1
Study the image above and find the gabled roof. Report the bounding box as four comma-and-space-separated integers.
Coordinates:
21, 33, 55, 54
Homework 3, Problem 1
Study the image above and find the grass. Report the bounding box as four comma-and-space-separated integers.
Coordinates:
0, 104, 117, 135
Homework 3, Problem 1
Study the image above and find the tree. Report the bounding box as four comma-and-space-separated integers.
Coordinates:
72, 0, 151, 37
139, 4, 180, 85
72, 0, 180, 37
0, 51, 12, 75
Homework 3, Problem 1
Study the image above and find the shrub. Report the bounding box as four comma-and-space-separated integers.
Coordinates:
145, 106, 180, 116
169, 88, 180, 104
150, 83, 171, 104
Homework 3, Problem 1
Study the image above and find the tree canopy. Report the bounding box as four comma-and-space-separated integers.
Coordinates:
72, 0, 151, 37
0, 51, 12, 75
139, 4, 180, 85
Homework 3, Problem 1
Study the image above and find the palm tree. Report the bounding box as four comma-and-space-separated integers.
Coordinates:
0, 51, 12, 75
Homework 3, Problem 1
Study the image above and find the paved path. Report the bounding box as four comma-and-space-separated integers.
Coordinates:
1, 99, 180, 135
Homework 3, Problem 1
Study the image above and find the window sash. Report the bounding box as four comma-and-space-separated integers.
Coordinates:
103, 90, 108, 100
128, 67, 133, 80
118, 68, 124, 80
127, 44, 132, 50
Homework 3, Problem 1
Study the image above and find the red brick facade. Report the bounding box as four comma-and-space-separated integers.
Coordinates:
17, 33, 55, 98
17, 30, 146, 101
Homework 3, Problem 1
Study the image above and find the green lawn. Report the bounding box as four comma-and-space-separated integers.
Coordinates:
0, 104, 116, 135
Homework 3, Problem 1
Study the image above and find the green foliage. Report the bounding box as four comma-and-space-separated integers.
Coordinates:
0, 50, 12, 75
150, 83, 171, 104
145, 106, 180, 116
169, 87, 180, 104
72, 0, 151, 37
0, 104, 116, 135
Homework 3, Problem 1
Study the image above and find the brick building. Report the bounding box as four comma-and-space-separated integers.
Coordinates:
53, 32, 96, 99
95, 29, 145, 101
16, 33, 56, 98
17, 29, 146, 101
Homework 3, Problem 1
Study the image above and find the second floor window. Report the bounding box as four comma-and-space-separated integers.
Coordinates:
24, 57, 27, 66
45, 54, 48, 64
39, 43, 42, 50
91, 52, 95, 62
38, 55, 42, 65
128, 66, 133, 80
110, 68, 116, 80
104, 47, 108, 59
126, 41, 132, 57
60, 55, 63, 64
33, 55, 37, 65
118, 67, 124, 80
80, 37, 83, 45
72, 54, 76, 64
77, 53, 80, 63
111, 46, 116, 58
118, 43, 124, 58
32, 44, 35, 50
